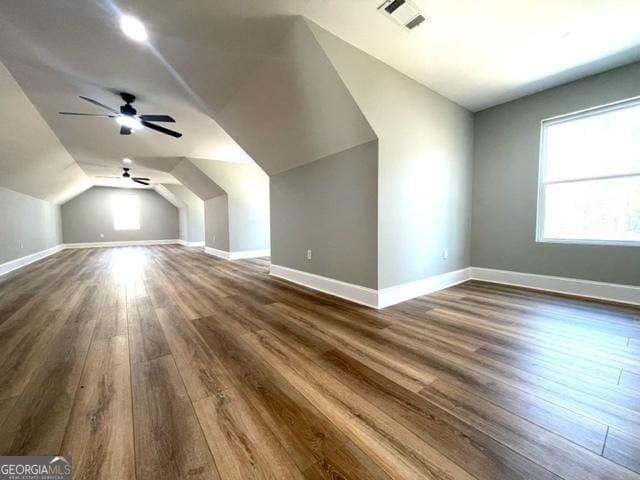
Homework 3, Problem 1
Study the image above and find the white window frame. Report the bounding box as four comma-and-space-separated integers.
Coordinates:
536, 95, 640, 247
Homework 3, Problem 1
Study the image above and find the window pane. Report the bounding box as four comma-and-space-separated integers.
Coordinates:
543, 176, 640, 242
544, 101, 640, 182
112, 194, 140, 231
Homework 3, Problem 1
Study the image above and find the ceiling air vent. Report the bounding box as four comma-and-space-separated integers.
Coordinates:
378, 0, 427, 31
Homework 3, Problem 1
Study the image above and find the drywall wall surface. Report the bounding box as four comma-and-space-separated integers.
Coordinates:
164, 184, 205, 243
189, 159, 269, 252
472, 61, 640, 285
61, 186, 179, 243
309, 21, 474, 289
204, 195, 230, 251
0, 187, 62, 264
270, 140, 378, 289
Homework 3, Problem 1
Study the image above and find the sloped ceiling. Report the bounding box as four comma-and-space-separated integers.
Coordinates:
0, 63, 91, 204
154, 185, 186, 209
1, 0, 638, 202
0, 0, 253, 197
5, 0, 633, 114
167, 16, 377, 175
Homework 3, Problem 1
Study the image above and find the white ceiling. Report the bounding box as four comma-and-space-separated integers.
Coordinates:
121, 0, 640, 111
0, 0, 639, 201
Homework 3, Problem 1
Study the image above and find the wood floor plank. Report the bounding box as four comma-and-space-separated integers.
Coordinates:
419, 380, 638, 480
1, 245, 639, 480
194, 316, 363, 472
0, 285, 100, 454
243, 329, 477, 480
60, 335, 135, 480
156, 305, 233, 402
127, 296, 170, 363
131, 355, 219, 480
93, 304, 128, 340
620, 370, 640, 392
267, 302, 609, 453
316, 348, 563, 480
603, 428, 640, 474
265, 302, 435, 392
195, 388, 306, 479
302, 439, 394, 480
0, 396, 17, 428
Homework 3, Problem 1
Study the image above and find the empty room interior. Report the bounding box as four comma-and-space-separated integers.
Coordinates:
1, 1, 640, 479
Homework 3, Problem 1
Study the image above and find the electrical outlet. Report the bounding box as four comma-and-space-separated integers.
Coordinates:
307, 249, 312, 260
442, 248, 448, 260
20, 241, 24, 249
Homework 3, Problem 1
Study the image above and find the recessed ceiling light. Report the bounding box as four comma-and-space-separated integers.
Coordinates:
122, 158, 132, 164
120, 15, 148, 42
116, 115, 142, 130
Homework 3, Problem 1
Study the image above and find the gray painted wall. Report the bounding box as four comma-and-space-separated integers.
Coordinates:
205, 195, 230, 251
472, 61, 640, 286
61, 186, 179, 244
0, 187, 61, 264
309, 21, 474, 289
190, 159, 270, 253
271, 141, 379, 289
163, 185, 205, 243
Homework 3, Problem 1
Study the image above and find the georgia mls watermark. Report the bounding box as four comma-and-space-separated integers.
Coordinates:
0, 456, 71, 480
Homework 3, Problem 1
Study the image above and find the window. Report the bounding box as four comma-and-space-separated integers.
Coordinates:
112, 194, 140, 231
537, 97, 640, 246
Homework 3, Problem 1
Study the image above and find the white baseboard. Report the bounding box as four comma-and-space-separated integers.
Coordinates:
378, 268, 472, 308
270, 265, 471, 309
205, 247, 270, 260
204, 246, 231, 259
470, 267, 640, 306
0, 245, 64, 276
63, 239, 180, 249
269, 264, 639, 308
178, 240, 205, 247
270, 264, 379, 308
229, 249, 270, 260
4, 243, 637, 308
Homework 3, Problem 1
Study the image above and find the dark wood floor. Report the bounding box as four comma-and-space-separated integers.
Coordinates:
0, 245, 639, 479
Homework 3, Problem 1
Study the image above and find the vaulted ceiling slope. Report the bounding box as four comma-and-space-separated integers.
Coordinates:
2, 0, 638, 202
5, 0, 638, 113
147, 14, 377, 175
0, 2, 377, 179
0, 62, 91, 204
0, 0, 254, 193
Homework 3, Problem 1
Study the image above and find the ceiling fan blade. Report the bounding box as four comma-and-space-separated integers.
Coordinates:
139, 114, 175, 123
120, 126, 132, 135
79, 96, 119, 114
95, 175, 121, 179
59, 112, 115, 117
133, 178, 150, 186
141, 120, 182, 138
133, 177, 151, 181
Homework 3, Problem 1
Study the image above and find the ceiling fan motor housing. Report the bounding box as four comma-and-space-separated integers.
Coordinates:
120, 103, 137, 117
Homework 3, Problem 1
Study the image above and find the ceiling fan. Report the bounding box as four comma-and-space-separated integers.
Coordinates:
59, 92, 182, 138
97, 167, 151, 186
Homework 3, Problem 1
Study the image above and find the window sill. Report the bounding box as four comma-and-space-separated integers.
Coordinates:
536, 238, 640, 247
